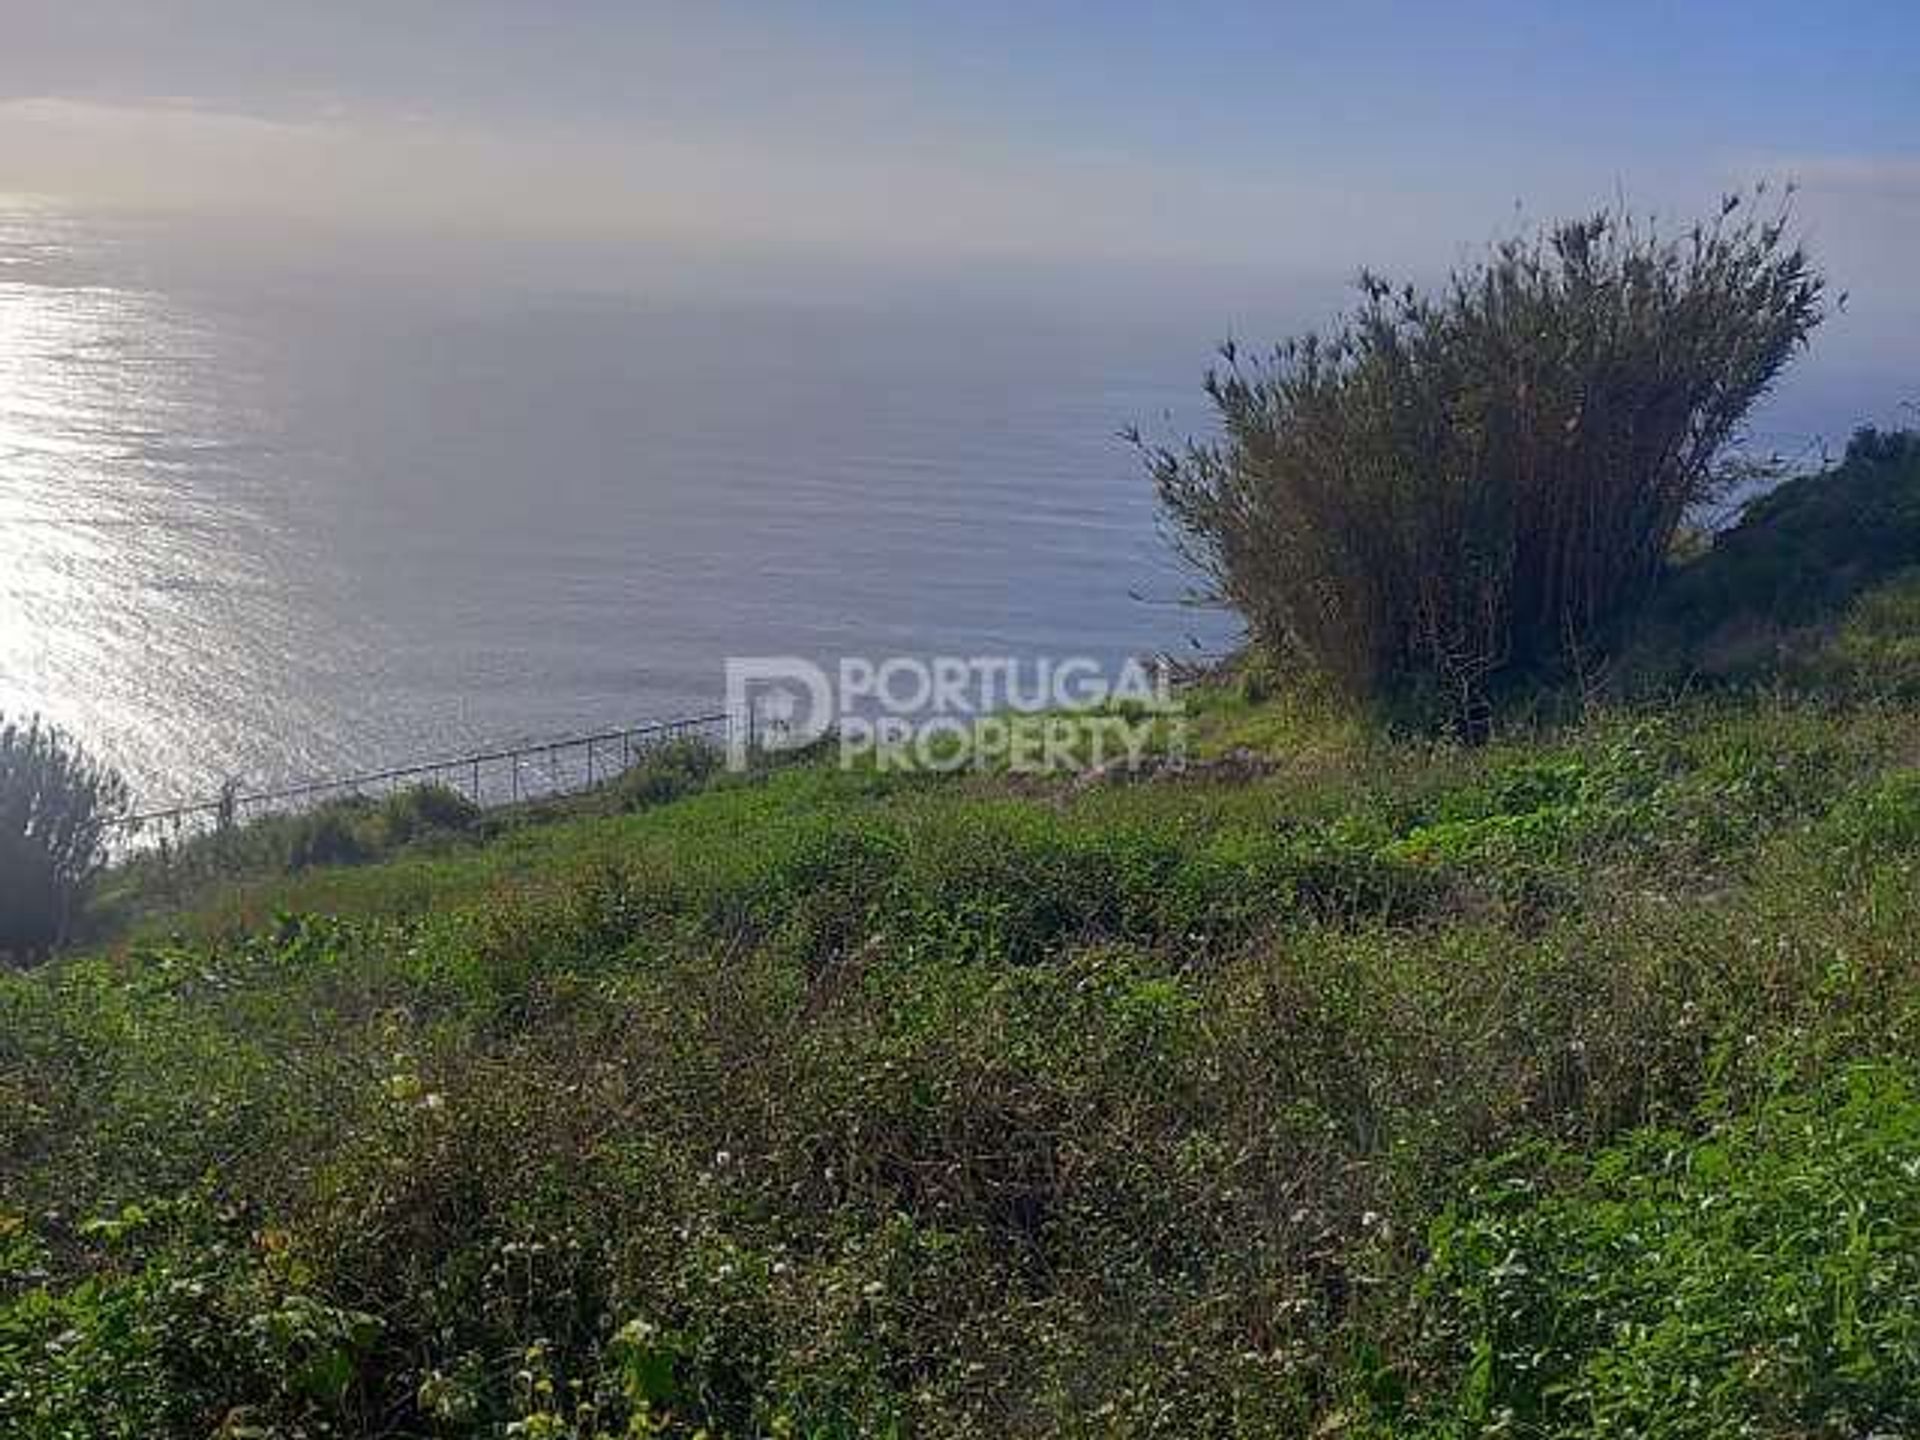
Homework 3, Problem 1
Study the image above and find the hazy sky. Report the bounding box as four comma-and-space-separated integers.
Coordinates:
1, 1, 1915, 306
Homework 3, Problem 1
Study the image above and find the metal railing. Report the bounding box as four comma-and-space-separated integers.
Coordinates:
113, 711, 735, 848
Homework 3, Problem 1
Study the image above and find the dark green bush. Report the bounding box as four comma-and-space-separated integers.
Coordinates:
0, 714, 128, 962
614, 737, 724, 811
1810, 573, 1920, 699
282, 784, 479, 871
1144, 193, 1825, 736
1621, 429, 1920, 691
377, 782, 482, 845
284, 800, 378, 872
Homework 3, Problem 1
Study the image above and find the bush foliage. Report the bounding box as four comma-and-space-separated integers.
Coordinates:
1421, 1064, 1920, 1434
1145, 193, 1825, 735
610, 736, 724, 812
1620, 426, 1920, 693
0, 714, 127, 962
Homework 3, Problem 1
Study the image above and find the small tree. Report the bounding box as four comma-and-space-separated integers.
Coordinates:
0, 713, 129, 961
1142, 191, 1826, 736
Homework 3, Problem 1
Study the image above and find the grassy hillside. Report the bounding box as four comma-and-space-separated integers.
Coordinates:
6, 444, 1920, 1438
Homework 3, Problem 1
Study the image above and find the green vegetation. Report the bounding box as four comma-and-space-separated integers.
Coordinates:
1620, 425, 1920, 697
0, 715, 128, 964
1141, 193, 1824, 736
5, 433, 1920, 1434
90, 740, 740, 944
1421, 1064, 1920, 1434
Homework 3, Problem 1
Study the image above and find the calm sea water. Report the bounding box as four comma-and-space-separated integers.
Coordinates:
0, 202, 1235, 807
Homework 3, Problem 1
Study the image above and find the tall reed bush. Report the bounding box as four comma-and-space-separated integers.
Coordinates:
1144, 192, 1825, 735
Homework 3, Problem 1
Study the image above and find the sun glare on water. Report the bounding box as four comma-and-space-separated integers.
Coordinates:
0, 249, 126, 730
0, 198, 272, 803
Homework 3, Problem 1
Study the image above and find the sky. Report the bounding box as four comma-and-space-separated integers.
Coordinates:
0, 1, 1915, 340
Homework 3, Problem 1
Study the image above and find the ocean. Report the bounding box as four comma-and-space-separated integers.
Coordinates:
0, 201, 1245, 808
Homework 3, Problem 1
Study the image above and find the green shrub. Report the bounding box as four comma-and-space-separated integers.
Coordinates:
1143, 193, 1825, 736
0, 714, 128, 963
1812, 572, 1920, 699
377, 782, 482, 845
284, 800, 378, 872
1414, 1063, 1920, 1436
1622, 428, 1920, 691
1725, 428, 1920, 624
1816, 769, 1920, 860
613, 737, 724, 812
0, 1191, 385, 1438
